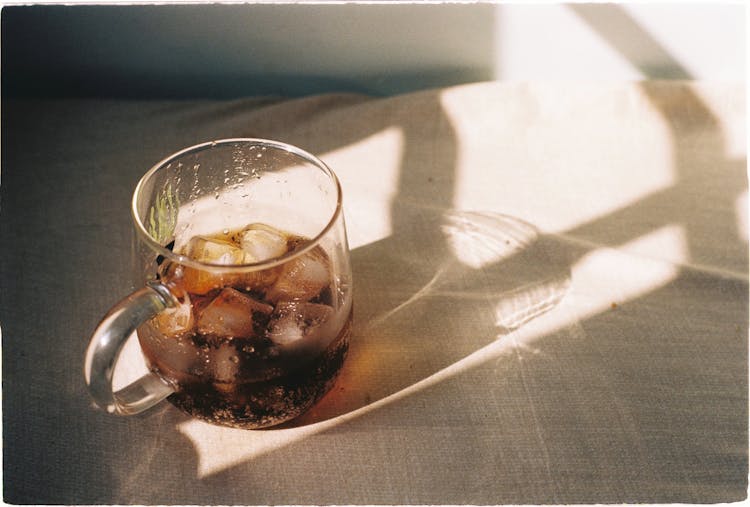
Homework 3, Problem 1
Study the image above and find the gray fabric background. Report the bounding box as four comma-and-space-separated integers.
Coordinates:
1, 82, 747, 504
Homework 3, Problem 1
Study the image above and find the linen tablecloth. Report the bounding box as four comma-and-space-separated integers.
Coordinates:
2, 81, 747, 504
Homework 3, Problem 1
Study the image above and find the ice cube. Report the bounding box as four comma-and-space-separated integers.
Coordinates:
239, 223, 288, 263
266, 247, 331, 303
184, 236, 251, 265
211, 342, 241, 383
196, 287, 273, 338
267, 301, 333, 345
178, 237, 251, 294
151, 294, 194, 338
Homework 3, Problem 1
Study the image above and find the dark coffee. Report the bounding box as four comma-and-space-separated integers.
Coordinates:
137, 223, 352, 428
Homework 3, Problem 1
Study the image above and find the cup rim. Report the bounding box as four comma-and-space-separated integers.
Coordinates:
131, 138, 344, 272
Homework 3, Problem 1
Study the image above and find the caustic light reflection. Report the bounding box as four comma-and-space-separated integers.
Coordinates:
440, 210, 572, 330
441, 211, 539, 269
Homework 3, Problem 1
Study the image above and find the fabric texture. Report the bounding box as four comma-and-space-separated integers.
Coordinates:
1, 81, 747, 504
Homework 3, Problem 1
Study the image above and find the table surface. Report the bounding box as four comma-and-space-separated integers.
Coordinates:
2, 81, 747, 504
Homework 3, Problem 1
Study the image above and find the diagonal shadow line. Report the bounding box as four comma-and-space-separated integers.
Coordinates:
566, 4, 747, 273
568, 3, 692, 79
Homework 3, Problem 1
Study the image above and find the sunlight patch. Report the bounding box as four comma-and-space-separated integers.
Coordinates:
321, 127, 404, 249
736, 190, 748, 242
568, 224, 685, 321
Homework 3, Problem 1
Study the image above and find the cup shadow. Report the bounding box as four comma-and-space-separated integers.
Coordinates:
285, 209, 574, 427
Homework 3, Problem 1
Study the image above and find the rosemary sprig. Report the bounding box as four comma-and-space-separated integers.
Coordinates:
148, 183, 179, 244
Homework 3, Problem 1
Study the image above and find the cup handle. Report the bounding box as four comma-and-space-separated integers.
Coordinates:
84, 281, 178, 415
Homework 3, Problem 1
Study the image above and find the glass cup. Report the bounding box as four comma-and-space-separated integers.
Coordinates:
85, 139, 353, 429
